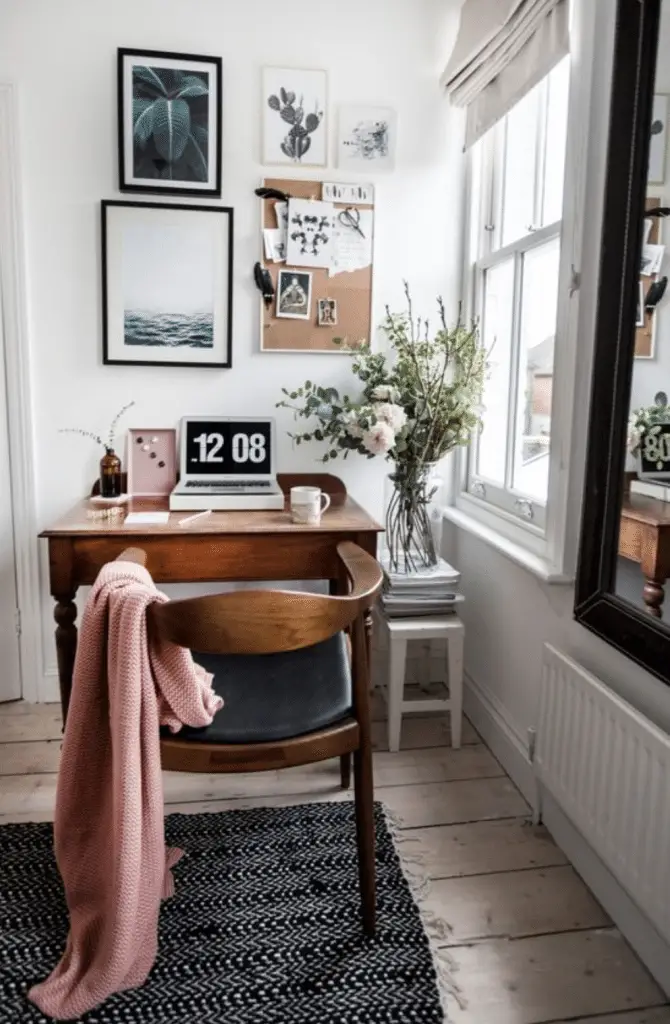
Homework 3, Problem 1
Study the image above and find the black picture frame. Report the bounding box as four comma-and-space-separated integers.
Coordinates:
101, 200, 234, 369
574, 0, 669, 684
118, 47, 222, 197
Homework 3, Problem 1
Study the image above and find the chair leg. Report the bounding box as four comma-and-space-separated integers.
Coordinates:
353, 743, 376, 936
340, 753, 351, 790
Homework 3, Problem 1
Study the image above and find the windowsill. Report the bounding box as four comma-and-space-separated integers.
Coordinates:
442, 505, 574, 585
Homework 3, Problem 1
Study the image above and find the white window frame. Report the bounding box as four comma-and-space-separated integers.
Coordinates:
444, 0, 596, 582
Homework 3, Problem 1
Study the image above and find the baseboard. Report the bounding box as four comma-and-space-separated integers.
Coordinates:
463, 672, 536, 804
542, 790, 670, 997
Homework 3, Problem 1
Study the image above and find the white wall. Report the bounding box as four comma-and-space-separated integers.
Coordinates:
443, 0, 670, 780
0, 0, 464, 698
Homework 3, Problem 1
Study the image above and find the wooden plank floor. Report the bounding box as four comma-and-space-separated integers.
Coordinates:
1, 693, 668, 1024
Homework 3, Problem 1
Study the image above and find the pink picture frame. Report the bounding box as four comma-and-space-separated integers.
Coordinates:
126, 428, 177, 496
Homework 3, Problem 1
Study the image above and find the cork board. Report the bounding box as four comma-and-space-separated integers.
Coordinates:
636, 196, 660, 359
260, 177, 374, 353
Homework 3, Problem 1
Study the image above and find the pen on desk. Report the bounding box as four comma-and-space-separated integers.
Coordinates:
179, 510, 212, 527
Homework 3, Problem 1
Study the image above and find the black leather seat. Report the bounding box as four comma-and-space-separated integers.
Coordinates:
171, 632, 352, 745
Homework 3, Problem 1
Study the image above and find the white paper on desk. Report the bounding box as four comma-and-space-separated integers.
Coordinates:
641, 243, 665, 275
124, 512, 170, 526
285, 198, 335, 269
329, 209, 373, 276
263, 228, 286, 262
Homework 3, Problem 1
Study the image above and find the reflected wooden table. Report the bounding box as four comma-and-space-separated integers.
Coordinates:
40, 473, 383, 721
619, 491, 670, 616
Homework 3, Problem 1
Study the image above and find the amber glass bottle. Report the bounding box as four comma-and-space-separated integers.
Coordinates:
99, 447, 122, 498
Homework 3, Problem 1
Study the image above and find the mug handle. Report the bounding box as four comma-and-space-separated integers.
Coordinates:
320, 493, 332, 515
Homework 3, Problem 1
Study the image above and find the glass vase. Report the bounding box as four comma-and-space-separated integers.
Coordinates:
384, 462, 444, 574
99, 447, 122, 498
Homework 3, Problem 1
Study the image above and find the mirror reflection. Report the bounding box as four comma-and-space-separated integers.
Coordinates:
616, 0, 670, 619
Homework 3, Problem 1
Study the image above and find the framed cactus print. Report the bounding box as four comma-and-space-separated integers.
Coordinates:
118, 48, 222, 196
262, 67, 327, 167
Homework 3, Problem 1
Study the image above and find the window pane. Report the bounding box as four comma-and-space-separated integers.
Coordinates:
542, 57, 570, 226
476, 259, 515, 485
501, 88, 540, 248
512, 238, 561, 502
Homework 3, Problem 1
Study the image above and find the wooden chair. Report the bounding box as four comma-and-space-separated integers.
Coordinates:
119, 542, 383, 935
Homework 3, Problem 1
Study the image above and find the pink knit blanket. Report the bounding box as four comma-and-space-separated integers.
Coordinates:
29, 560, 223, 1020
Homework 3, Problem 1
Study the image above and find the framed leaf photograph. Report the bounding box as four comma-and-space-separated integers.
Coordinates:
118, 48, 222, 196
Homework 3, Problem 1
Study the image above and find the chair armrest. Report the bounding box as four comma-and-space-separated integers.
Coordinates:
337, 542, 383, 606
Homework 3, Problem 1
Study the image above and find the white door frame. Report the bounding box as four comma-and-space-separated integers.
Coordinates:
0, 83, 42, 703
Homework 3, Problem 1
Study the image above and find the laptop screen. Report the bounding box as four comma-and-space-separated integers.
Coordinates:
183, 419, 273, 476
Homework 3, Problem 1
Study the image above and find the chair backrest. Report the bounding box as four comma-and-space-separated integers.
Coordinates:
118, 542, 382, 655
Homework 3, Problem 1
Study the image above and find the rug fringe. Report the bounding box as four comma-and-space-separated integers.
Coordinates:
382, 804, 464, 1023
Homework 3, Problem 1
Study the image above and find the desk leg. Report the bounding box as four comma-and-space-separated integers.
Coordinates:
54, 593, 78, 724
642, 576, 665, 618
329, 576, 352, 790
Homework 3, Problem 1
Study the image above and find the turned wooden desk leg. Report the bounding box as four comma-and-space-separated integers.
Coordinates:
642, 576, 665, 618
641, 534, 667, 619
364, 609, 374, 685
54, 593, 78, 724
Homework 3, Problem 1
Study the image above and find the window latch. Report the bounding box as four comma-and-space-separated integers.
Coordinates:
569, 265, 581, 297
514, 498, 535, 521
471, 480, 487, 499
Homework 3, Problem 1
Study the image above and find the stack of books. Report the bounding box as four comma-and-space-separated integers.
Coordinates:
380, 554, 463, 618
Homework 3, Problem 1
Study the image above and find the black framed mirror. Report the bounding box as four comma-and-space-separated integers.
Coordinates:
575, 0, 670, 682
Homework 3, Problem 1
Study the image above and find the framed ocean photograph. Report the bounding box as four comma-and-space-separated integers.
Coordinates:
118, 48, 222, 196
102, 201, 233, 368
262, 67, 327, 166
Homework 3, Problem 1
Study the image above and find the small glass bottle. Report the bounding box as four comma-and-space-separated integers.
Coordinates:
99, 447, 122, 498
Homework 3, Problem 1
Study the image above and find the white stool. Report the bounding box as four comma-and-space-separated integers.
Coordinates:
375, 611, 464, 753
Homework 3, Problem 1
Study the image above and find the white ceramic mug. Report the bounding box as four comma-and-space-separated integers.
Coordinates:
290, 486, 331, 525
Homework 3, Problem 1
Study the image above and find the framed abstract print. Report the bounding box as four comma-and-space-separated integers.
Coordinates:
118, 48, 222, 196
102, 201, 233, 368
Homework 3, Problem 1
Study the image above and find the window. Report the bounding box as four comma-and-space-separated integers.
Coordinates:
464, 58, 571, 530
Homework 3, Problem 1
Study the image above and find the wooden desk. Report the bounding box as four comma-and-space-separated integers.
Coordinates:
619, 492, 670, 616
40, 474, 383, 720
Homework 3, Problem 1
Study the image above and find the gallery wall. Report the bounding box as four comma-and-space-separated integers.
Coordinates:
0, 0, 464, 698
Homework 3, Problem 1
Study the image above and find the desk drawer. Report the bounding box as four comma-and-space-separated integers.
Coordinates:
69, 532, 368, 585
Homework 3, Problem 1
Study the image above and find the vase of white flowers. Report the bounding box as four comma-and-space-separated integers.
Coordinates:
277, 285, 486, 573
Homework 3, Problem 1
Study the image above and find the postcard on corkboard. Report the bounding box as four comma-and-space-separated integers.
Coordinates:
259, 177, 375, 353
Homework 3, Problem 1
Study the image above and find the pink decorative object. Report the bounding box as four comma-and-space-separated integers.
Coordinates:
27, 559, 222, 1019
127, 428, 177, 496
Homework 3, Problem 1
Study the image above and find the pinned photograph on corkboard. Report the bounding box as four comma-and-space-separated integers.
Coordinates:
276, 270, 312, 320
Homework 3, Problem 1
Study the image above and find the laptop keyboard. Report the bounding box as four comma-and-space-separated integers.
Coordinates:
184, 479, 272, 489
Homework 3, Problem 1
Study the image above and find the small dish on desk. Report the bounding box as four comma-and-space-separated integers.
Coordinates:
89, 494, 130, 505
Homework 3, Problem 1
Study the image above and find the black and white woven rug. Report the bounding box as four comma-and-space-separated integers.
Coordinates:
0, 802, 445, 1023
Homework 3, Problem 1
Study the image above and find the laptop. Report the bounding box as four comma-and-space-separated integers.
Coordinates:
169, 416, 285, 511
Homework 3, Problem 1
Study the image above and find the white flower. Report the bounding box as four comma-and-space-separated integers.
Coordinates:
341, 409, 363, 438
374, 402, 407, 432
362, 421, 395, 455
371, 385, 399, 402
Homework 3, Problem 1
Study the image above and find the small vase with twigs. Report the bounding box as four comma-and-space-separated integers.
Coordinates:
60, 401, 135, 498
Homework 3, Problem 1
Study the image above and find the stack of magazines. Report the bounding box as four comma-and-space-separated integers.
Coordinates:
380, 553, 463, 618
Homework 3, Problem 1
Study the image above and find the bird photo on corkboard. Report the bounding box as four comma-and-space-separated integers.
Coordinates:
276, 270, 312, 320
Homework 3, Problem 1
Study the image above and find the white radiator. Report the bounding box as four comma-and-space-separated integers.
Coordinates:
536, 644, 670, 945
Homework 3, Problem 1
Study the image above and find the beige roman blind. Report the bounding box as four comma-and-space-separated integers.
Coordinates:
442, 0, 569, 148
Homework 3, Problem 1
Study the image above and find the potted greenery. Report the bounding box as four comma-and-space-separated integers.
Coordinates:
277, 286, 486, 573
